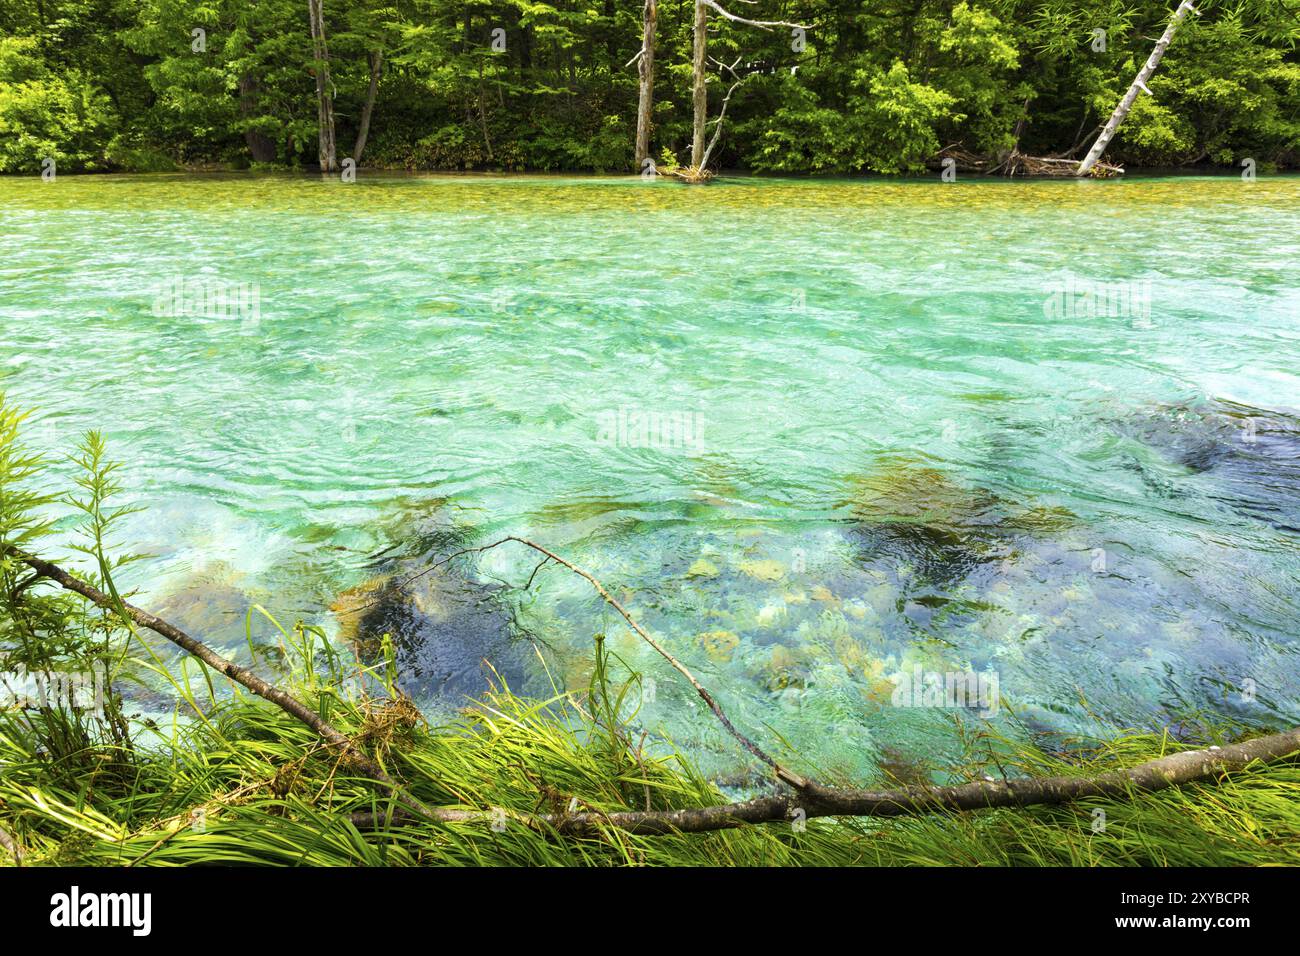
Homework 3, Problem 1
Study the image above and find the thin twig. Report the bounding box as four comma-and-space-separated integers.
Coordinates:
340, 535, 806, 784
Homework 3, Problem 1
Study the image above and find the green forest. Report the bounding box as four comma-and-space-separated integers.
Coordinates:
2, 0, 1297, 176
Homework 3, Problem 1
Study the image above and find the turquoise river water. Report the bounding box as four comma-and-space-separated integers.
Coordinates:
2, 172, 1297, 786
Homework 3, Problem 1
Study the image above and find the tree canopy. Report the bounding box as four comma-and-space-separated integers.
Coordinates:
1, 0, 1296, 174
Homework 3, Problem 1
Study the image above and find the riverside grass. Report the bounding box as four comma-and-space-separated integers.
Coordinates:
2, 652, 1299, 866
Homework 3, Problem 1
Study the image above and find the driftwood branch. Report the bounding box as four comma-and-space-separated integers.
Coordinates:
349, 728, 1300, 836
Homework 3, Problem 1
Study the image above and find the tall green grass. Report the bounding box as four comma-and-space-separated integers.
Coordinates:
3, 639, 1297, 867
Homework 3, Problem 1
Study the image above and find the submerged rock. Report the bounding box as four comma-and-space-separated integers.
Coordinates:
737, 558, 785, 582
332, 571, 528, 701
686, 558, 720, 579
332, 499, 529, 702
841, 461, 1010, 588
1114, 398, 1300, 533
148, 561, 268, 650
699, 629, 740, 663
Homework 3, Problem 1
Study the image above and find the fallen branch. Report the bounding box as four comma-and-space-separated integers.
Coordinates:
11, 548, 457, 826
350, 728, 1300, 836
931, 146, 1122, 178
15, 545, 1300, 844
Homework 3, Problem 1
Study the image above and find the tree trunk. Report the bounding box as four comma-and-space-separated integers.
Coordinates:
238, 74, 278, 164
1077, 0, 1196, 176
635, 0, 657, 168
307, 0, 338, 172
353, 48, 384, 164
690, 0, 707, 167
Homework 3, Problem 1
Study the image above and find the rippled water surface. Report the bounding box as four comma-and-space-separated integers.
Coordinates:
3, 172, 1298, 784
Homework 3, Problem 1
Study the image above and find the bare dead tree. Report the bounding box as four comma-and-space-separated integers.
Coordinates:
688, 0, 806, 174
632, 0, 658, 169
1077, 1, 1197, 176
307, 0, 338, 172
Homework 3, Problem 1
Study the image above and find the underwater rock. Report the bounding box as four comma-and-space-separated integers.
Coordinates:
757, 644, 813, 692
699, 630, 740, 662
1114, 398, 1300, 533
687, 558, 720, 579
842, 460, 1002, 529
332, 571, 526, 701
737, 559, 785, 582
149, 562, 266, 650
755, 601, 788, 628
330, 495, 537, 701
876, 745, 934, 787
841, 462, 1005, 588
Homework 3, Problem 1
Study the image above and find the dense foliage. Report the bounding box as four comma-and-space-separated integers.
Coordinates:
1, 0, 1296, 174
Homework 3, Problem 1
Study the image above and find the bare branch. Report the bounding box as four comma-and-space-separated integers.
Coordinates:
11, 547, 447, 825
701, 76, 745, 169
700, 0, 807, 31
351, 728, 1300, 836
13, 545, 1300, 844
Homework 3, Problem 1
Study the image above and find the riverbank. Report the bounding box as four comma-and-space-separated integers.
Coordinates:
4, 649, 1298, 866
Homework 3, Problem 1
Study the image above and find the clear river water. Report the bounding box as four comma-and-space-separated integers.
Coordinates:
2, 172, 1297, 786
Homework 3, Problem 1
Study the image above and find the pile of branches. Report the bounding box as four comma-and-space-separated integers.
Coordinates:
998, 149, 1124, 179
930, 146, 1124, 179
667, 165, 714, 184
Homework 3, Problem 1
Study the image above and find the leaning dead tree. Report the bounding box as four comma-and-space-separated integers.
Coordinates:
1077, 0, 1197, 176
676, 0, 806, 183
930, 3, 1196, 180
307, 0, 338, 173
14, 538, 1300, 841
